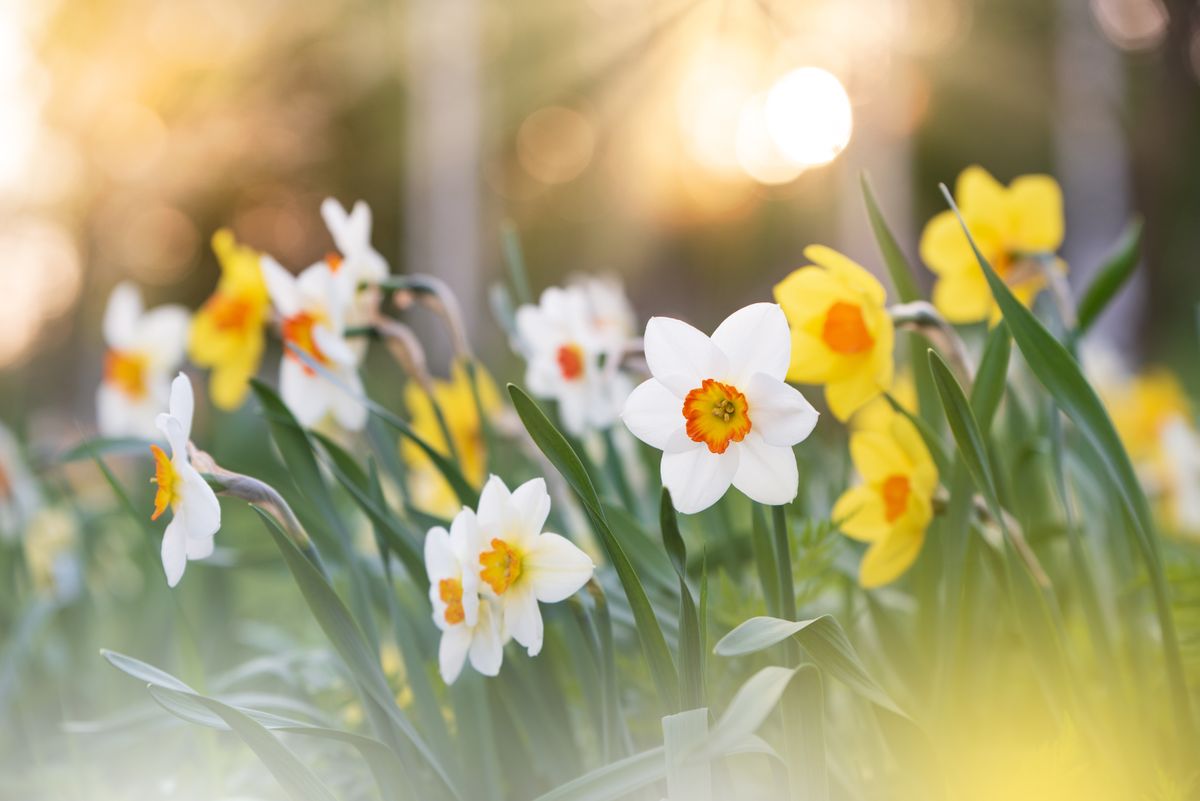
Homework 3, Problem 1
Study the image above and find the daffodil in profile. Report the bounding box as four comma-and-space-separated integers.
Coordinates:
150, 374, 222, 587
402, 360, 502, 518
425, 506, 506, 684
188, 229, 270, 410
320, 198, 389, 334
920, 165, 1064, 324
97, 281, 190, 439
622, 303, 819, 514
832, 407, 937, 588
773, 246, 894, 422
473, 475, 594, 656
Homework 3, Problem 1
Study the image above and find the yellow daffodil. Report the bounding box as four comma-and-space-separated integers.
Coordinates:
832, 407, 937, 587
920, 165, 1064, 324
403, 360, 502, 518
188, 229, 271, 410
851, 370, 916, 432
773, 245, 895, 422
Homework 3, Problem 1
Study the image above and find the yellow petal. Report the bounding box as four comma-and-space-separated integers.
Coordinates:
826, 363, 885, 422
774, 266, 850, 324
956, 165, 1006, 220
849, 429, 910, 482
832, 486, 888, 542
859, 527, 925, 588
786, 329, 841, 384
932, 271, 993, 324
889, 413, 938, 491
1006, 175, 1063, 252
211, 363, 253, 410
802, 245, 886, 306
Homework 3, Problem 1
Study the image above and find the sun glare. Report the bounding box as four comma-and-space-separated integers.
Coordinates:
765, 67, 854, 167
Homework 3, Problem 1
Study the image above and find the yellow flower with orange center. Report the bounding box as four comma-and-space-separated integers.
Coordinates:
920, 165, 1064, 324
188, 229, 270, 410
832, 407, 938, 588
773, 245, 895, 422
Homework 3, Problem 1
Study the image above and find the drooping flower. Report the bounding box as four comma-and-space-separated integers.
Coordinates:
97, 282, 190, 439
473, 475, 594, 656
0, 421, 41, 542
514, 282, 635, 437
920, 165, 1064, 324
151, 374, 222, 587
774, 246, 895, 422
425, 506, 506, 684
188, 229, 271, 410
832, 407, 938, 587
402, 360, 502, 518
621, 303, 819, 514
261, 257, 368, 431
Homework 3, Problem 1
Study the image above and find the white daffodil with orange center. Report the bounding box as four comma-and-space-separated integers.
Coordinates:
425, 506, 506, 684
321, 198, 389, 337
473, 475, 594, 656
622, 303, 819, 514
261, 256, 368, 431
97, 282, 190, 440
515, 285, 634, 437
150, 374, 222, 587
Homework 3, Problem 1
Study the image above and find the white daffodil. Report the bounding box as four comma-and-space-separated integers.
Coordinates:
621, 302, 819, 514
1160, 417, 1200, 535
97, 281, 190, 440
0, 421, 41, 542
321, 198, 390, 288
261, 256, 368, 431
574, 274, 637, 348
425, 507, 506, 684
474, 475, 594, 656
514, 285, 634, 436
151, 374, 222, 587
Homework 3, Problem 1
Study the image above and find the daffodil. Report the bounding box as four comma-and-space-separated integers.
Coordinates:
0, 421, 41, 542
474, 475, 594, 656
402, 360, 502, 517
151, 374, 222, 587
188, 229, 271, 411
851, 370, 916, 432
23, 507, 81, 602
425, 506, 506, 684
832, 407, 937, 587
514, 283, 635, 436
920, 165, 1064, 324
773, 246, 895, 422
321, 197, 389, 289
97, 281, 190, 439
622, 303, 819, 514
261, 256, 367, 431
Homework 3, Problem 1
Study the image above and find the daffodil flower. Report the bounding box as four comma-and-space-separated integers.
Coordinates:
515, 285, 634, 437
832, 408, 937, 587
321, 198, 389, 340
621, 303, 819, 514
151, 374, 222, 587
773, 246, 895, 422
425, 507, 506, 684
261, 257, 368, 431
920, 165, 1064, 324
402, 360, 503, 518
474, 475, 594, 656
0, 421, 41, 542
188, 229, 271, 410
97, 281, 190, 440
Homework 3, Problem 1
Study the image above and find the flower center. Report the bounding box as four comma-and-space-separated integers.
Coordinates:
281, 311, 329, 375
325, 252, 344, 272
683, 379, 751, 454
881, 474, 910, 523
438, 577, 466, 625
205, 291, 254, 332
479, 537, 523, 595
149, 445, 180, 521
556, 343, 585, 380
821, 302, 873, 355
104, 349, 149, 399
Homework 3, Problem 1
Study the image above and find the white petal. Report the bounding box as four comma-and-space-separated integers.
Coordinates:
502, 583, 544, 656
329, 367, 368, 431
438, 625, 472, 685
711, 303, 791, 385
103, 281, 142, 349
156, 414, 189, 461
643, 316, 729, 397
556, 385, 590, 437
510, 477, 552, 541
161, 519, 187, 587
280, 357, 328, 427
185, 533, 214, 560
176, 463, 221, 540
525, 532, 594, 603
97, 385, 133, 438
731, 431, 799, 507
424, 525, 456, 581
261, 256, 301, 317
476, 475, 512, 531
745, 374, 819, 447
468, 600, 505, 677
137, 306, 190, 371
514, 305, 557, 357
312, 326, 358, 366
661, 444, 738, 515
320, 197, 353, 249
621, 378, 689, 452
167, 373, 195, 438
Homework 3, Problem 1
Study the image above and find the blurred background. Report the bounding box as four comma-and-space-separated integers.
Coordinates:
1, 0, 1197, 435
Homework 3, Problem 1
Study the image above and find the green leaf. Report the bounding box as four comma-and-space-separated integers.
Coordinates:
1076, 218, 1142, 334
662, 490, 704, 711
927, 350, 1000, 508
663, 708, 711, 801
57, 436, 152, 463
783, 665, 828, 801
861, 172, 922, 303
714, 616, 904, 717
970, 322, 1011, 435
102, 649, 193, 692
750, 505, 781, 617
508, 384, 679, 710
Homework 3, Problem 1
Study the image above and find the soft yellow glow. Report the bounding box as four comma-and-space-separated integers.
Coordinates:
675, 40, 761, 176
765, 67, 853, 167
517, 105, 596, 185
735, 94, 804, 185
